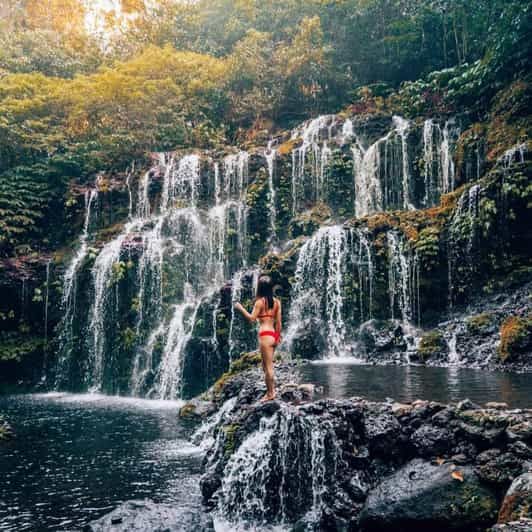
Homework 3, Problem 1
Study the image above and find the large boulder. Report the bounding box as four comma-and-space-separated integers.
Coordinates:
83, 500, 212, 531
359, 458, 499, 531
498, 473, 532, 524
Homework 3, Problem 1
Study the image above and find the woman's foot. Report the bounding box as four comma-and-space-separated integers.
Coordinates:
260, 393, 276, 403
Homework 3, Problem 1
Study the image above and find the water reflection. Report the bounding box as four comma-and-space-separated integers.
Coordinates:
297, 363, 532, 408
0, 394, 205, 531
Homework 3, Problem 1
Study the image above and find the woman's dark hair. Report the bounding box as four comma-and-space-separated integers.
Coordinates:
256, 275, 274, 310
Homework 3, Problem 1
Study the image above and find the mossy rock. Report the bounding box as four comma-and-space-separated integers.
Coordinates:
498, 315, 532, 362
223, 423, 240, 457
466, 313, 495, 335
289, 203, 333, 239
212, 350, 284, 396
0, 417, 13, 441
417, 331, 446, 362
179, 403, 198, 419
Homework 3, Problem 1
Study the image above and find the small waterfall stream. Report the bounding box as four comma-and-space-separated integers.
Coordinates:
214, 408, 339, 526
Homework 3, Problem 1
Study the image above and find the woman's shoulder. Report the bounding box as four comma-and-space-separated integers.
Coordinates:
274, 297, 281, 307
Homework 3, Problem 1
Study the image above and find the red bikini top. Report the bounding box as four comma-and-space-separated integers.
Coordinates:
258, 297, 276, 319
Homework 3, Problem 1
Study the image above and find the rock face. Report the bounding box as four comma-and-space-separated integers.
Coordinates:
360, 459, 498, 531
197, 363, 532, 531
498, 473, 532, 524
83, 499, 212, 531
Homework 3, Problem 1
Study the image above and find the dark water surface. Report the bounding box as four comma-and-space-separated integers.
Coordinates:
297, 361, 532, 408
1, 366, 530, 531
0, 393, 205, 531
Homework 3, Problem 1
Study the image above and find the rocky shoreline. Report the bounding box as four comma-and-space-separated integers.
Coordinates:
183, 357, 530, 531
85, 355, 531, 530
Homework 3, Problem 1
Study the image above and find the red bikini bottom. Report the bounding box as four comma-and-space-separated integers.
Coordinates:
259, 330, 280, 343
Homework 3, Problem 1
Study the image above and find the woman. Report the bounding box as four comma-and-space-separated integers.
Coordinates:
234, 275, 281, 402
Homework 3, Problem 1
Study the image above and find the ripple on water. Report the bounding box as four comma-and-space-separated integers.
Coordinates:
0, 393, 204, 531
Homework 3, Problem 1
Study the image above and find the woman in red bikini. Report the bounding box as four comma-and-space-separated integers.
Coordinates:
234, 275, 281, 402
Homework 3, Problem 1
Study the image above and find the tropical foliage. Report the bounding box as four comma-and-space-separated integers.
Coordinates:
0, 0, 530, 255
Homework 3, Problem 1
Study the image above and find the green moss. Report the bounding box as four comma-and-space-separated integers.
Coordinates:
466, 313, 494, 334
178, 403, 197, 419
289, 203, 332, 239
498, 315, 532, 362
223, 423, 240, 456
121, 327, 137, 349
417, 330, 445, 362
213, 351, 262, 394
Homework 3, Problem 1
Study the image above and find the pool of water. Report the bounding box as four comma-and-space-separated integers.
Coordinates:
0, 393, 206, 531
297, 361, 532, 408
1, 367, 530, 531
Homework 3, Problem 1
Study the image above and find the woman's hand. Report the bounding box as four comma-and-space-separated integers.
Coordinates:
234, 302, 243, 311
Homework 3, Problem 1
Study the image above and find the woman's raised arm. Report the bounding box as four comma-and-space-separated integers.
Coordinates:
234, 299, 262, 323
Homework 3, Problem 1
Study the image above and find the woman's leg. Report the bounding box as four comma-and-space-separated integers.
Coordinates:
259, 339, 276, 400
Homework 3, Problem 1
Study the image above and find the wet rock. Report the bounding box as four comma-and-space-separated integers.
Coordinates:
487, 402, 510, 410
179, 398, 215, 419
490, 519, 532, 531
84, 499, 212, 531
507, 421, 532, 443
358, 319, 407, 354
475, 452, 524, 485
498, 473, 532, 523
364, 410, 401, 456
412, 425, 454, 456
360, 459, 499, 531
279, 382, 317, 402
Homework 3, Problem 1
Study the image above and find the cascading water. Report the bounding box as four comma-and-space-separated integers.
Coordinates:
55, 189, 98, 384
285, 225, 349, 358
351, 228, 374, 324
351, 116, 417, 216
423, 119, 459, 206
52, 111, 466, 395
214, 408, 338, 527
387, 231, 420, 327
55, 145, 254, 397
448, 184, 482, 308
264, 141, 277, 247
291, 115, 336, 214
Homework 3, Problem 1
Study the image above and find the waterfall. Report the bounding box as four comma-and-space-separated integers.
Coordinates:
61, 190, 98, 318
77, 147, 252, 397
291, 115, 336, 214
223, 152, 249, 267
351, 228, 374, 323
285, 225, 348, 358
500, 142, 527, 170
215, 409, 338, 526
423, 119, 459, 206
52, 111, 469, 395
341, 118, 354, 142
352, 117, 412, 217
264, 142, 277, 247
448, 184, 482, 307
387, 232, 420, 326
44, 260, 51, 346
55, 189, 98, 383
392, 115, 414, 211
447, 333, 459, 364
88, 229, 130, 391
155, 286, 201, 399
